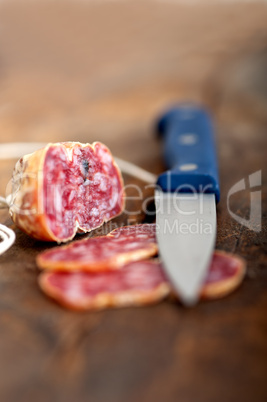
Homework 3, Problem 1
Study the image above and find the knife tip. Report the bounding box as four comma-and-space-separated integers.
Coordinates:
176, 288, 200, 307
180, 295, 199, 307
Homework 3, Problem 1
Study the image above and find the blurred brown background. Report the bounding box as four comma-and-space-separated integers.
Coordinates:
0, 1, 267, 149
0, 1, 266, 402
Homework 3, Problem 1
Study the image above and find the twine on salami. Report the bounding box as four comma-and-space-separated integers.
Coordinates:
0, 196, 9, 209
0, 195, 15, 255
0, 223, 16, 256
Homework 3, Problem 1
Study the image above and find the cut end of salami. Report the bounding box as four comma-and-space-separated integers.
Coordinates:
36, 224, 158, 271
9, 142, 125, 242
38, 260, 170, 311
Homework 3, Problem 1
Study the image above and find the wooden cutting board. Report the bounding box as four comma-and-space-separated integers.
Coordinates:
0, 2, 266, 402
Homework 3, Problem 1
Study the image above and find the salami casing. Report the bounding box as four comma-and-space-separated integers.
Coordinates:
9, 142, 124, 242
36, 224, 158, 271
38, 260, 170, 311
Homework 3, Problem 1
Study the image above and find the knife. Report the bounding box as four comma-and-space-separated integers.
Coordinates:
155, 104, 220, 305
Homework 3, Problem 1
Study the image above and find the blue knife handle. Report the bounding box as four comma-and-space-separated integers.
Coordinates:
157, 104, 220, 202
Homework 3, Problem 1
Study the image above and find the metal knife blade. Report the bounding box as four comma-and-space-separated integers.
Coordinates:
155, 191, 216, 305
155, 104, 220, 305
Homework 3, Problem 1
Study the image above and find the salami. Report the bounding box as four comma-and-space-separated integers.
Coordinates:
199, 250, 246, 299
38, 260, 170, 311
38, 250, 245, 310
36, 224, 158, 271
109, 223, 156, 242
108, 226, 246, 300
9, 142, 124, 242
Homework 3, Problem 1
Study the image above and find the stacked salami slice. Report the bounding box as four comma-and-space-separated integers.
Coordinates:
37, 224, 246, 311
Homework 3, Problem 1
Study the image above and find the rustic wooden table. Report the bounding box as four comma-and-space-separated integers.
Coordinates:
0, 2, 266, 401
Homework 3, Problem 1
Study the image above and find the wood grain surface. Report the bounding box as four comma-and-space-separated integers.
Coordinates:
0, 1, 266, 402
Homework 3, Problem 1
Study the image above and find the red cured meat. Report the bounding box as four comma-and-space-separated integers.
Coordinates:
166, 250, 245, 300
37, 223, 245, 301
107, 227, 245, 300
36, 224, 158, 271
38, 250, 245, 310
9, 142, 124, 242
38, 260, 170, 311
200, 250, 246, 299
109, 223, 157, 242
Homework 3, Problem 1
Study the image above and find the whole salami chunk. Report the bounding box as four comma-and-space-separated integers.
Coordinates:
38, 260, 170, 311
36, 224, 158, 271
9, 142, 125, 242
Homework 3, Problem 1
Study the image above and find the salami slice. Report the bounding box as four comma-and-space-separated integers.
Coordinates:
109, 223, 157, 242
38, 260, 170, 311
9, 142, 124, 242
36, 224, 158, 271
108, 226, 245, 300
200, 250, 246, 299
38, 250, 245, 310
166, 250, 245, 301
